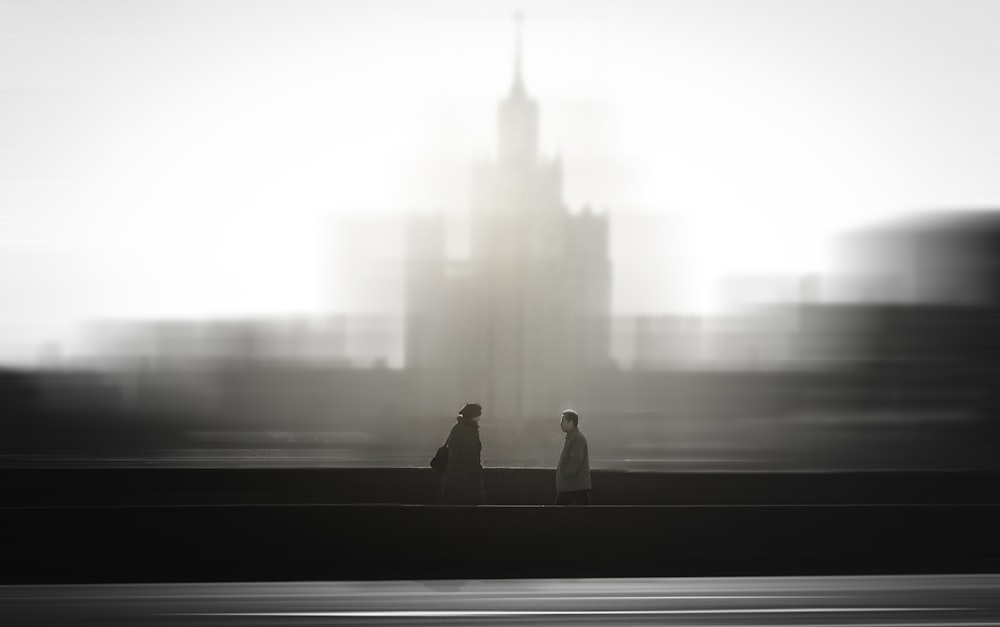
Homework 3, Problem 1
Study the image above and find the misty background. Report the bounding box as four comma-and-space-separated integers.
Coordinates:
3, 0, 1000, 471
3, 0, 999, 364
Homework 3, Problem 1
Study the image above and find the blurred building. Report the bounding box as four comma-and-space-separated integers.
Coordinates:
60, 23, 1000, 470
832, 212, 1000, 375
405, 27, 611, 420
632, 315, 702, 369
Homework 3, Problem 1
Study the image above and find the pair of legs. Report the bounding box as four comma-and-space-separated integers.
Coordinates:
554, 489, 590, 505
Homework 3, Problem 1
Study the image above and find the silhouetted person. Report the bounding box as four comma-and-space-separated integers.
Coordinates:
440, 403, 486, 505
555, 409, 591, 505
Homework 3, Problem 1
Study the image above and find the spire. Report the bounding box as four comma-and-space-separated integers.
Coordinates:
497, 9, 538, 165
512, 11, 525, 95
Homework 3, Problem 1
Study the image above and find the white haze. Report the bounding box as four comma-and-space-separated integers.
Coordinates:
2, 0, 1000, 363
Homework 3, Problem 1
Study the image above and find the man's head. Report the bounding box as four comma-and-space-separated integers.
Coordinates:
459, 402, 483, 423
560, 409, 579, 433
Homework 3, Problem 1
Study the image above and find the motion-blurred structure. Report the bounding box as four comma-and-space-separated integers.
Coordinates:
3, 28, 1000, 472
403, 18, 611, 421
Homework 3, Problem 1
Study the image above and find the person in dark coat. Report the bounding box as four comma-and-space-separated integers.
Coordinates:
440, 402, 486, 505
555, 409, 591, 505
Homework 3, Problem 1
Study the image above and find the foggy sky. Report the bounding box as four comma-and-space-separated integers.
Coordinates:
2, 0, 1000, 363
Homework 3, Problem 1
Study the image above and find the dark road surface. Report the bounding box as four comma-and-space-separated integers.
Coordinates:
4, 575, 1000, 626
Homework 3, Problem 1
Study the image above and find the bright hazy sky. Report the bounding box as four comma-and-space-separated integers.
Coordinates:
2, 0, 1000, 363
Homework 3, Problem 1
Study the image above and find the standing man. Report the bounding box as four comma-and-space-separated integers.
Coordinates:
555, 409, 591, 505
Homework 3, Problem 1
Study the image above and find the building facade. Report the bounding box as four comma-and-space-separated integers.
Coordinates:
405, 28, 611, 421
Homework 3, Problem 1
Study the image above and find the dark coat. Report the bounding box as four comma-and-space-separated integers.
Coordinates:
440, 417, 485, 504
556, 428, 591, 494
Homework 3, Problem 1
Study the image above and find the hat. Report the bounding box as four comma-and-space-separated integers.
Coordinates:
459, 402, 482, 418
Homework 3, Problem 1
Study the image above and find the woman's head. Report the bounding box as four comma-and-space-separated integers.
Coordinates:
459, 402, 482, 422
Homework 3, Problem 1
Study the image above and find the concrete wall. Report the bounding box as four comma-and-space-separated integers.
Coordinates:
5, 502, 1000, 584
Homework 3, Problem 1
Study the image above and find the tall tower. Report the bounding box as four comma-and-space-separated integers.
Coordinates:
471, 13, 565, 262
466, 14, 612, 421
403, 15, 612, 422
497, 12, 539, 169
